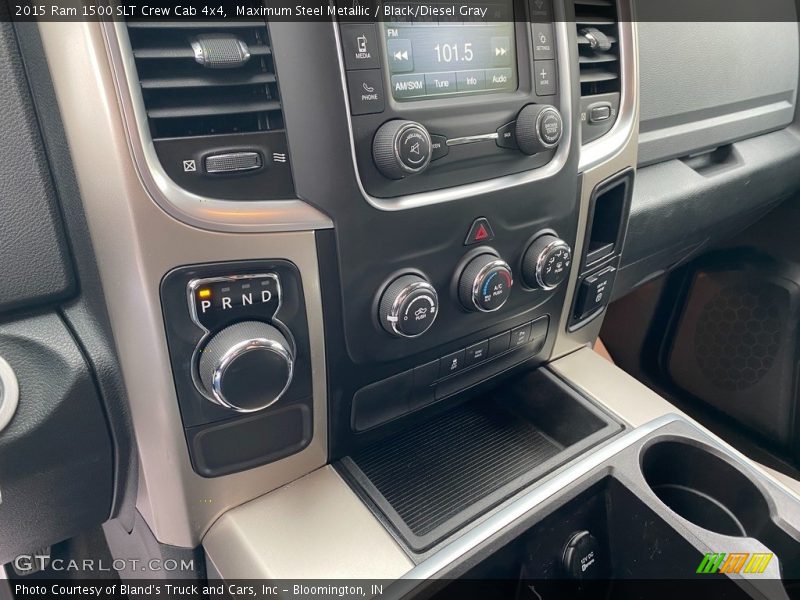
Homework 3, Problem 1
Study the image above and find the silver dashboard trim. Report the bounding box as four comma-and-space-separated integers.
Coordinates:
333, 15, 576, 212
577, 12, 639, 172
101, 20, 333, 233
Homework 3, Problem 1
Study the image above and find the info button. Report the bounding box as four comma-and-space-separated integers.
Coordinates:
457, 70, 486, 93
425, 72, 457, 95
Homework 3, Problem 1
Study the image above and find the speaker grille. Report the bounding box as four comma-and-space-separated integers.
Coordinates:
694, 285, 783, 391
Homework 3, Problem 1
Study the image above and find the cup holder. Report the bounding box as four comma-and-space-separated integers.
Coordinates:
642, 440, 772, 538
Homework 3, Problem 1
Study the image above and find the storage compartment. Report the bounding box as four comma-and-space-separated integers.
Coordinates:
642, 440, 800, 577
337, 369, 622, 553
427, 477, 748, 600
582, 171, 632, 270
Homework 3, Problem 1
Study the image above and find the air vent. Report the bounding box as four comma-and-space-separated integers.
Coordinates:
575, 0, 620, 95
574, 0, 621, 143
126, 20, 284, 140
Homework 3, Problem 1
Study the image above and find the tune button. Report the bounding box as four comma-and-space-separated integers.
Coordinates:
378, 274, 439, 338
458, 253, 514, 313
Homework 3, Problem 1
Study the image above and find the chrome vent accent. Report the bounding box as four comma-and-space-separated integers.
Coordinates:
125, 20, 284, 139
575, 0, 620, 97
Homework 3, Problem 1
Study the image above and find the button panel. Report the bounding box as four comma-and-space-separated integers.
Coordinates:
350, 316, 551, 431
574, 265, 617, 321
351, 316, 550, 431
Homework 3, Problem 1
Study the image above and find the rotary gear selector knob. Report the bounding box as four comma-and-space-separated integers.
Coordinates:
458, 253, 514, 312
378, 274, 439, 338
515, 104, 563, 155
522, 234, 573, 290
373, 120, 433, 179
198, 321, 294, 412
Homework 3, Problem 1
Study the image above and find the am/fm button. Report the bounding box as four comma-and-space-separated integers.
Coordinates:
391, 74, 426, 99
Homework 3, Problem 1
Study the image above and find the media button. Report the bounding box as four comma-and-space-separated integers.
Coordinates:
485, 68, 514, 90
347, 69, 385, 115
456, 69, 486, 92
387, 38, 414, 73
391, 74, 426, 99
425, 72, 457, 95
340, 24, 380, 70
491, 36, 512, 67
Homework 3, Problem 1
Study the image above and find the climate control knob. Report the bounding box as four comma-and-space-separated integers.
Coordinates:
458, 253, 514, 312
378, 274, 439, 338
373, 120, 433, 179
198, 321, 294, 412
515, 104, 563, 155
522, 234, 573, 290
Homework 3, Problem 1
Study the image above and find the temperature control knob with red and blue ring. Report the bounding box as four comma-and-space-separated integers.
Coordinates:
458, 253, 514, 313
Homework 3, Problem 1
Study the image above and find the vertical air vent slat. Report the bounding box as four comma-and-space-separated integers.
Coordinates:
126, 19, 283, 139
574, 0, 620, 97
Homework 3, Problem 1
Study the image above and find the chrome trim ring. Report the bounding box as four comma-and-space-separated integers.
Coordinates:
210, 338, 294, 413
470, 259, 514, 313
535, 239, 572, 291
392, 123, 433, 175
446, 133, 500, 147
387, 280, 439, 339
0, 356, 19, 434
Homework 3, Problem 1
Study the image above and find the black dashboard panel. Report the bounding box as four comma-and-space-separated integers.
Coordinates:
262, 13, 583, 455
0, 19, 75, 314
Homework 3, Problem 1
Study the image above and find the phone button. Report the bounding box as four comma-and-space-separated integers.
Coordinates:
347, 69, 386, 115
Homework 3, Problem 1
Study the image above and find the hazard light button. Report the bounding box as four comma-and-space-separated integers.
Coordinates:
465, 218, 495, 246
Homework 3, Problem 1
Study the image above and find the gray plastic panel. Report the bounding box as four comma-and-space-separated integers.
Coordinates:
637, 19, 799, 166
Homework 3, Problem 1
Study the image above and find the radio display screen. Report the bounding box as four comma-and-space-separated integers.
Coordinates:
382, 2, 517, 101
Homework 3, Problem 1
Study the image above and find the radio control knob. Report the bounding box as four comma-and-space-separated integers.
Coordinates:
198, 321, 293, 412
458, 253, 514, 313
379, 274, 439, 338
515, 104, 563, 155
522, 234, 572, 290
373, 120, 433, 179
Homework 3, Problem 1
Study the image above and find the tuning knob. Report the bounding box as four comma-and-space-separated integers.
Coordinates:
458, 253, 514, 312
379, 274, 439, 338
198, 321, 293, 412
515, 104, 563, 155
522, 234, 573, 290
373, 120, 433, 179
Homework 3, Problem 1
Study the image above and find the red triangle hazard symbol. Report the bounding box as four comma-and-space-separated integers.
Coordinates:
475, 224, 489, 241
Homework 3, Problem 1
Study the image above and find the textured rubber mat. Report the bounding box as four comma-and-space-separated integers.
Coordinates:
349, 402, 562, 540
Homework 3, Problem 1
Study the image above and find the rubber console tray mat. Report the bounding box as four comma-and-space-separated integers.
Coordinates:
338, 369, 622, 553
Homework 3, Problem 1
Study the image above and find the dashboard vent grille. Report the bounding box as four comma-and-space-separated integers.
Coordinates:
125, 20, 284, 140
574, 0, 620, 96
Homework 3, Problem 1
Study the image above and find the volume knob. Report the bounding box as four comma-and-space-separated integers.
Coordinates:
198, 321, 294, 412
373, 120, 433, 179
